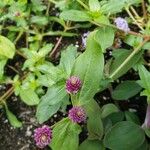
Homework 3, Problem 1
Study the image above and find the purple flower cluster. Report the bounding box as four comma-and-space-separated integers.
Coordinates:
143, 104, 150, 128
66, 76, 82, 94
114, 17, 130, 32
34, 125, 52, 149
68, 106, 86, 123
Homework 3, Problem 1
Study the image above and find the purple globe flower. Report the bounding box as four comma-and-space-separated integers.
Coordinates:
68, 106, 86, 123
34, 125, 52, 149
114, 17, 130, 32
66, 76, 82, 94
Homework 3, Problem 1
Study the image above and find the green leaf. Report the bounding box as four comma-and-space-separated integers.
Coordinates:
104, 121, 145, 150
4, 103, 22, 128
89, 0, 100, 12
79, 139, 105, 150
109, 49, 143, 80
0, 35, 15, 59
19, 88, 40, 105
138, 65, 150, 90
101, 0, 140, 14
125, 111, 140, 124
112, 81, 142, 100
59, 45, 77, 76
106, 112, 124, 125
101, 103, 119, 118
94, 27, 115, 52
50, 118, 81, 150
60, 10, 92, 22
72, 31, 104, 105
36, 83, 67, 123
85, 100, 103, 139
31, 16, 48, 26
124, 35, 143, 48
0, 59, 7, 80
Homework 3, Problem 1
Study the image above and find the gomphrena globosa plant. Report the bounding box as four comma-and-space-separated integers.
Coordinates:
0, 0, 150, 149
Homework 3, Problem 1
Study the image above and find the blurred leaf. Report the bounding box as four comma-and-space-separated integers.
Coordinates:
112, 81, 142, 100
101, 0, 140, 14
104, 121, 145, 150
4, 103, 22, 128
0, 35, 15, 59
106, 112, 124, 125
59, 45, 77, 76
138, 65, 150, 90
109, 49, 143, 80
31, 16, 48, 26
36, 82, 67, 123
60, 10, 92, 22
85, 100, 103, 139
19, 88, 40, 105
101, 103, 119, 118
124, 35, 143, 48
79, 139, 105, 150
0, 59, 7, 80
125, 111, 140, 124
94, 27, 115, 52
50, 118, 81, 150
72, 31, 104, 105
89, 0, 100, 12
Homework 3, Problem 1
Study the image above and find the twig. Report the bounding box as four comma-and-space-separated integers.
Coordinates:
125, 7, 144, 31
142, 0, 147, 20
49, 36, 63, 58
7, 65, 20, 74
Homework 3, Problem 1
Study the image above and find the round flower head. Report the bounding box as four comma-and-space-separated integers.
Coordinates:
114, 17, 130, 32
66, 76, 82, 94
68, 106, 86, 123
34, 125, 52, 149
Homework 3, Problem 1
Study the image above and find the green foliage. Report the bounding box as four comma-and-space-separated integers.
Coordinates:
60, 10, 92, 22
101, 104, 119, 118
138, 65, 150, 98
36, 82, 68, 123
4, 103, 22, 128
94, 27, 115, 52
104, 121, 145, 150
79, 139, 105, 150
85, 100, 103, 139
72, 31, 104, 105
0, 36, 15, 59
50, 118, 81, 150
112, 81, 142, 100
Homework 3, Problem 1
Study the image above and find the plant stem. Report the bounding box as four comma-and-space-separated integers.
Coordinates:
130, 6, 140, 18
125, 7, 144, 31
109, 37, 150, 79
142, 0, 147, 20
77, 0, 89, 10
14, 30, 24, 44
